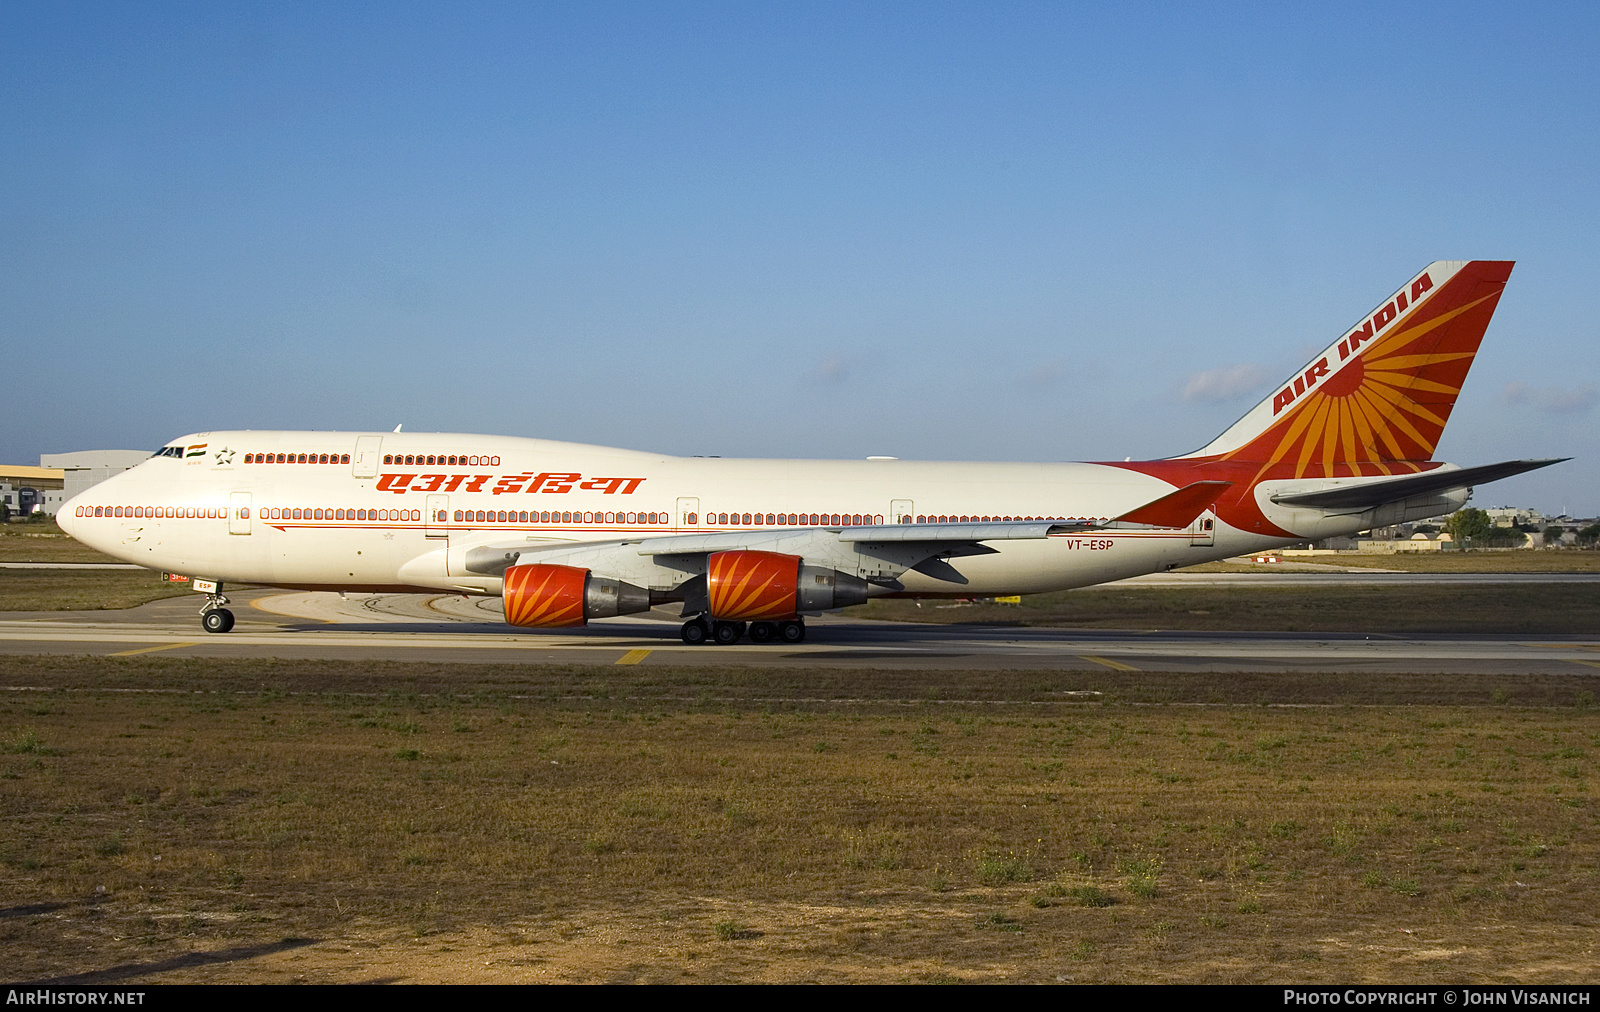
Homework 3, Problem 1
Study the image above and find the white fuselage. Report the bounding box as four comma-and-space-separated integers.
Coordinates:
59, 430, 1381, 601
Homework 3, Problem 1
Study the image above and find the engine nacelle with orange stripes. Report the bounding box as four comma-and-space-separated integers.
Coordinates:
706, 550, 868, 621
502, 563, 651, 628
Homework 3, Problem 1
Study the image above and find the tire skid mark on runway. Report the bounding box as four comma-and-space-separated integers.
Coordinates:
250, 596, 339, 624
107, 642, 199, 657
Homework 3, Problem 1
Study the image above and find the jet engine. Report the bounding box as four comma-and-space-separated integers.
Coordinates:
502, 564, 650, 628
706, 550, 868, 620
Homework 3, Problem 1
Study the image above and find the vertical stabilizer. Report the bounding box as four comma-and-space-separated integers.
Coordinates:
1181, 260, 1514, 475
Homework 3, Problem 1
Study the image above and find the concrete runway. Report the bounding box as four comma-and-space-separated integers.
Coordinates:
1, 585, 1597, 675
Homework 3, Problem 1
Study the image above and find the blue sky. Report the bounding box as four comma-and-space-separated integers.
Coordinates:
3, 2, 1596, 512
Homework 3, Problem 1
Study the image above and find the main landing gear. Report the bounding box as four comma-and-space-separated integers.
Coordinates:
680, 617, 805, 645
199, 591, 235, 634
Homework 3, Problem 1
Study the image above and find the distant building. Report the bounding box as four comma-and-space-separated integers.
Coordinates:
0, 465, 66, 517
36, 450, 150, 515
1356, 533, 1450, 553
1484, 506, 1545, 528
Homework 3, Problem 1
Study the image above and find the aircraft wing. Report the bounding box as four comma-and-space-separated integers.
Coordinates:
1268, 459, 1567, 512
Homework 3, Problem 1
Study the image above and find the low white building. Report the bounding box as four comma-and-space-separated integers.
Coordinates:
37, 450, 151, 515
1484, 506, 1544, 528
1356, 533, 1452, 553
0, 465, 66, 517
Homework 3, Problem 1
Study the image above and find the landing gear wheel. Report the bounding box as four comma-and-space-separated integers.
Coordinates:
201, 608, 235, 634
712, 621, 744, 645
748, 621, 776, 643
778, 619, 805, 644
680, 619, 710, 645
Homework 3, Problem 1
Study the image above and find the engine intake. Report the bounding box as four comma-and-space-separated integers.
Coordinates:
502, 564, 650, 628
706, 550, 868, 620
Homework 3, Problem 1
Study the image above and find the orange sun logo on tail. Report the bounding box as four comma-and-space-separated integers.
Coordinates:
1111, 261, 1515, 536
1209, 260, 1514, 480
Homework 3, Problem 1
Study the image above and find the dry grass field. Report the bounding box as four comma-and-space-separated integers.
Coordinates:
1, 656, 1596, 984
0, 570, 193, 612
0, 525, 192, 611
0, 524, 116, 564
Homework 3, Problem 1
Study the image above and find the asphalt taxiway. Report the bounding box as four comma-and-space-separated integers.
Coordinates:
0, 585, 1597, 675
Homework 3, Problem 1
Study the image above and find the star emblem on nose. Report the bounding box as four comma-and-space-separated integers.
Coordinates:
215, 447, 236, 466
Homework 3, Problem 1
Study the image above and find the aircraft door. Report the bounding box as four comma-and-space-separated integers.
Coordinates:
676, 497, 699, 531
229, 492, 251, 535
890, 499, 915, 525
426, 494, 449, 539
352, 436, 383, 479
1190, 511, 1216, 547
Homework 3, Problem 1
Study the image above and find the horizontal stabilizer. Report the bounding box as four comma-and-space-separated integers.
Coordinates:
1112, 481, 1233, 528
1269, 458, 1568, 512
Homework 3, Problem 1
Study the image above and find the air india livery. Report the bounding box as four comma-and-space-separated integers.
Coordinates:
58, 261, 1562, 644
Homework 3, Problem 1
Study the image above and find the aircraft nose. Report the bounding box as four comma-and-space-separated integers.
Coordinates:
55, 497, 79, 538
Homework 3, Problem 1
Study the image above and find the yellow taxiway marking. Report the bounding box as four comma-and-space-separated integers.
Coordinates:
1571, 659, 1600, 669
616, 649, 652, 666
108, 642, 199, 657
1080, 654, 1138, 671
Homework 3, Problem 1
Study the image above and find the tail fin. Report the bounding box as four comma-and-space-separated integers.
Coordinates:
1183, 260, 1514, 476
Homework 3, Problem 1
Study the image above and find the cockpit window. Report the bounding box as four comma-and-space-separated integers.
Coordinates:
150, 446, 185, 459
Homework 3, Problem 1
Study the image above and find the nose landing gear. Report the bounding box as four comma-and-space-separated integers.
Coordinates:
199, 588, 235, 633
201, 608, 235, 634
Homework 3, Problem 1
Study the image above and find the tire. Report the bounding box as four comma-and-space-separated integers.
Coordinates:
712, 621, 742, 645
779, 620, 805, 643
202, 608, 235, 634
748, 622, 775, 643
681, 620, 709, 645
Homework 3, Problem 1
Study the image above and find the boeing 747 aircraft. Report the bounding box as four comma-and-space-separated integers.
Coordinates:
58, 260, 1562, 644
